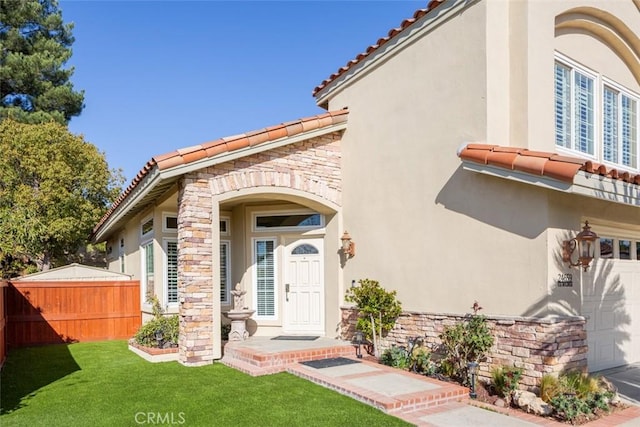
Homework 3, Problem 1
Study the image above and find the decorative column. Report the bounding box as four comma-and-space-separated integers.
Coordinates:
177, 175, 217, 366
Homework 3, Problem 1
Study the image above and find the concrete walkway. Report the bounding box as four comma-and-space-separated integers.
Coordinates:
288, 357, 640, 426
222, 338, 640, 426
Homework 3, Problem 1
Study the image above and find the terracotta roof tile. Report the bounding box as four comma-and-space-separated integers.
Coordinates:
202, 140, 228, 157
512, 155, 547, 176
313, 0, 446, 97
487, 152, 519, 170
458, 143, 640, 186
266, 125, 287, 141
92, 109, 349, 239
543, 160, 583, 182
225, 136, 250, 152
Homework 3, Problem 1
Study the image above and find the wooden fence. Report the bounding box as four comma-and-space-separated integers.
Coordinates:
0, 281, 7, 367
6, 280, 140, 348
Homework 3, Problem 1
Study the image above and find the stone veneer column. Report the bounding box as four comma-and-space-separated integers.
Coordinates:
177, 176, 220, 366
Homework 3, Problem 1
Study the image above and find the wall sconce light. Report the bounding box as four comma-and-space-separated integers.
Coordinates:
563, 221, 599, 272
341, 231, 355, 258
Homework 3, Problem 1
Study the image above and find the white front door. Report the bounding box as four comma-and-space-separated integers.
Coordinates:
283, 238, 324, 334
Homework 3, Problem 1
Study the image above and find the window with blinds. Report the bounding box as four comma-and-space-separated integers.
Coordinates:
255, 239, 276, 317
555, 54, 639, 170
554, 62, 595, 155
220, 242, 230, 304
166, 240, 178, 304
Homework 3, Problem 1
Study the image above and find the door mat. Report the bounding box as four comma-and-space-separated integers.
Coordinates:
301, 357, 361, 369
271, 335, 320, 341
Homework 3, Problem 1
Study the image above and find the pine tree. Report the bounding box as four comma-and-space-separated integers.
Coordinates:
0, 0, 84, 124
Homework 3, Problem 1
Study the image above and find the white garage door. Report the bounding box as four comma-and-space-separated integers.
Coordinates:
583, 246, 640, 372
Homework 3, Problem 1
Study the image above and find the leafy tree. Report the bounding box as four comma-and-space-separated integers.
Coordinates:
345, 278, 402, 357
0, 119, 123, 277
0, 0, 84, 124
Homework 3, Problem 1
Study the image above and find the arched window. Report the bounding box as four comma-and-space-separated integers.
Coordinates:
291, 244, 319, 255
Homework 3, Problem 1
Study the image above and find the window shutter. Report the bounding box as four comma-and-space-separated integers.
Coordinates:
256, 240, 275, 316
574, 71, 595, 154
622, 95, 638, 168
220, 242, 229, 303
166, 241, 178, 303
555, 63, 572, 148
603, 87, 619, 163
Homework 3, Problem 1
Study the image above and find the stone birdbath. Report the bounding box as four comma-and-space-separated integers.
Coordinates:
223, 284, 255, 341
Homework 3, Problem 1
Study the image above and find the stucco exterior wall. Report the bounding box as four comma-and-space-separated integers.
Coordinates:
324, 0, 552, 316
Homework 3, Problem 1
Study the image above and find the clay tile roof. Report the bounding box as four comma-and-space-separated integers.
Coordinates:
312, 0, 446, 97
92, 109, 349, 238
458, 143, 640, 186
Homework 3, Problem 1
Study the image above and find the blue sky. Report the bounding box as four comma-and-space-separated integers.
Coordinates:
60, 0, 426, 183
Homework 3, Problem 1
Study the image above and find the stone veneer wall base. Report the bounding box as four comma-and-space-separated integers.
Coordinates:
341, 307, 588, 391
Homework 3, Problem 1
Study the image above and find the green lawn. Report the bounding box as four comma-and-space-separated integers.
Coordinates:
1, 340, 409, 427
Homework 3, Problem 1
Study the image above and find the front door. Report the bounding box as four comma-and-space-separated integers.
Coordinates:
283, 238, 324, 334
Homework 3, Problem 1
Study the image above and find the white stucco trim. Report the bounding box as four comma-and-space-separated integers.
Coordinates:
461, 161, 640, 207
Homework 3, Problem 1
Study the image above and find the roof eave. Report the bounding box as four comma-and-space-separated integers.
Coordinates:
92, 121, 348, 242
92, 167, 162, 243
461, 161, 640, 208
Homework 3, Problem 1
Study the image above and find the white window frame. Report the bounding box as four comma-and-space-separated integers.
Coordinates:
252, 237, 278, 320
140, 215, 154, 240
140, 215, 155, 304
162, 212, 178, 233
140, 240, 154, 305
163, 238, 179, 306
601, 78, 639, 170
555, 53, 598, 160
220, 240, 231, 305
220, 217, 230, 236
555, 52, 640, 172
252, 209, 325, 233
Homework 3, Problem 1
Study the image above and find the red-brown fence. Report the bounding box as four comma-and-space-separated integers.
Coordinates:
0, 280, 7, 367
6, 280, 140, 348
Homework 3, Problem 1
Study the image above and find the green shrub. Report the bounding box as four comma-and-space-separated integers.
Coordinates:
345, 279, 402, 357
561, 371, 600, 399
547, 371, 615, 422
380, 346, 409, 369
491, 365, 523, 401
437, 302, 494, 383
551, 393, 592, 422
133, 295, 179, 348
411, 346, 436, 376
540, 374, 562, 403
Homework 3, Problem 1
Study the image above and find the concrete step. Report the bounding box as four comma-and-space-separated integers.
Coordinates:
221, 340, 355, 374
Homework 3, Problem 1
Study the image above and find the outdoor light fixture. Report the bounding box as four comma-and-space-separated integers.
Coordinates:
467, 361, 479, 399
341, 231, 355, 258
353, 331, 365, 358
562, 221, 599, 272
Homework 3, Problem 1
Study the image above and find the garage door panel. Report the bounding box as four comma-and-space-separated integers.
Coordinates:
584, 261, 640, 372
